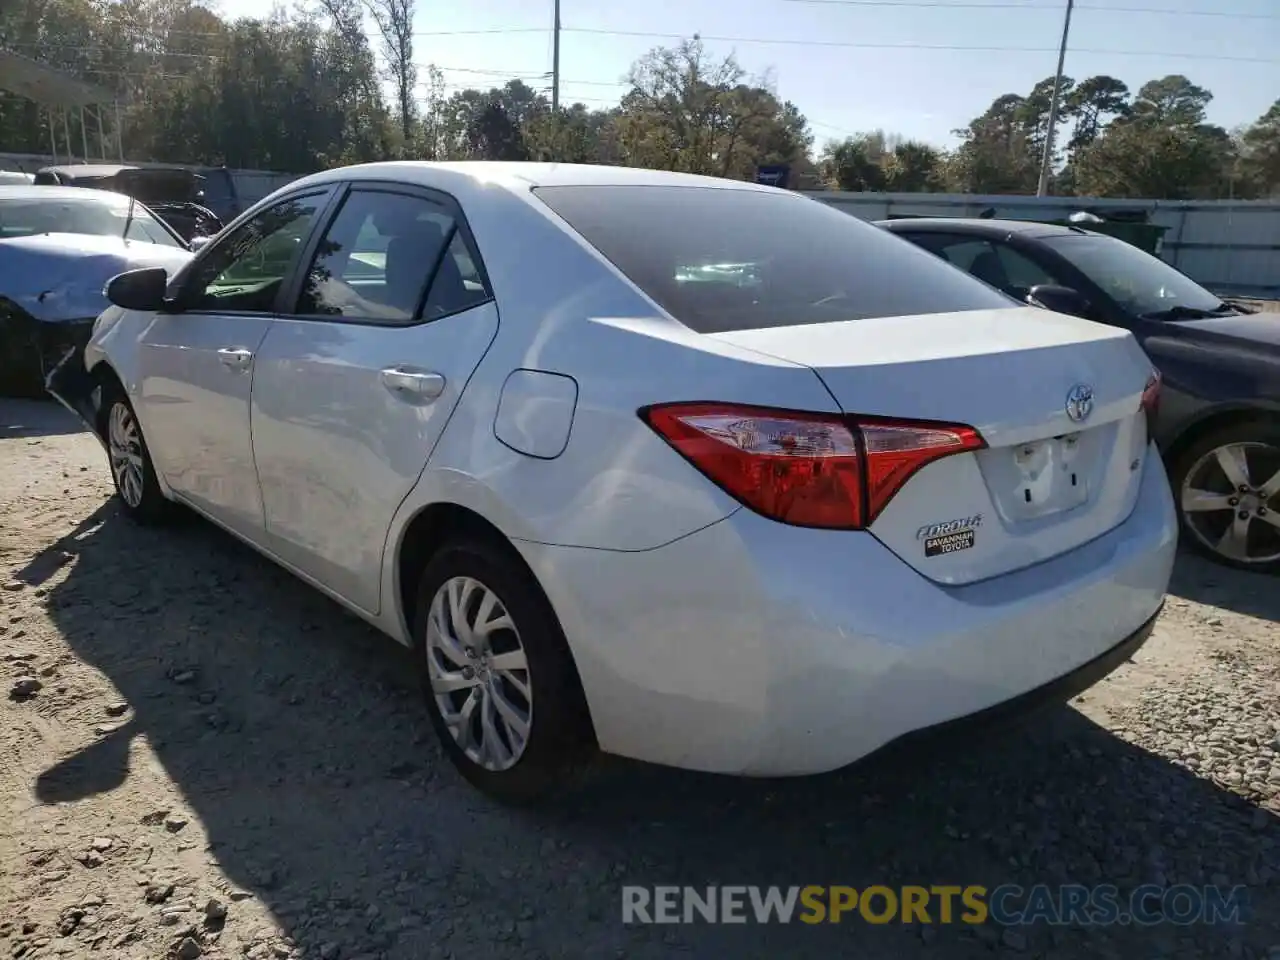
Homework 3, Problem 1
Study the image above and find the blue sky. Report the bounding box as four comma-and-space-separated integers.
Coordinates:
214, 0, 1279, 149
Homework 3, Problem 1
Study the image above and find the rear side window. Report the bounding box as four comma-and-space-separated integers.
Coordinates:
296, 188, 491, 324
533, 186, 1013, 334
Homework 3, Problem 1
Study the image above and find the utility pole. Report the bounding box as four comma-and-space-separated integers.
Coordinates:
551, 0, 561, 114
1036, 0, 1073, 197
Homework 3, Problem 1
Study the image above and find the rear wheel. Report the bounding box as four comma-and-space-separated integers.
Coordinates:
413, 537, 594, 803
1171, 420, 1280, 572
100, 384, 174, 525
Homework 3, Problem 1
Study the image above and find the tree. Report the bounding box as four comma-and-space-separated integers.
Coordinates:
1063, 75, 1129, 154
1016, 75, 1074, 165
526, 102, 619, 164
1129, 74, 1212, 128
820, 132, 888, 191
882, 141, 945, 192
360, 0, 415, 151
947, 93, 1039, 194
468, 100, 529, 161
1072, 73, 1234, 199
611, 38, 811, 181
1073, 122, 1230, 199
1237, 99, 1280, 198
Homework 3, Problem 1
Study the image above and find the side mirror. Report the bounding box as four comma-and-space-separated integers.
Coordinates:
189, 235, 211, 252
105, 267, 169, 312
1027, 284, 1091, 319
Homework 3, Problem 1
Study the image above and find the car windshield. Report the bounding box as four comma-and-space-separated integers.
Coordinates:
1041, 233, 1227, 318
533, 185, 1014, 334
0, 195, 185, 248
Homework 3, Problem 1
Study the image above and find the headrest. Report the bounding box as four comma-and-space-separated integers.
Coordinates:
371, 208, 445, 240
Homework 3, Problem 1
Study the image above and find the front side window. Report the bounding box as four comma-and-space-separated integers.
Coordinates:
533, 186, 1013, 334
1042, 233, 1223, 318
185, 195, 322, 313
296, 189, 490, 323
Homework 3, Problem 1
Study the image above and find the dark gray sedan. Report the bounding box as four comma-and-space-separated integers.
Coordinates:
881, 217, 1280, 573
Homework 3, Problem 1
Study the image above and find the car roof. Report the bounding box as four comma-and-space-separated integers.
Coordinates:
876, 217, 1095, 239
286, 161, 783, 196
0, 184, 131, 203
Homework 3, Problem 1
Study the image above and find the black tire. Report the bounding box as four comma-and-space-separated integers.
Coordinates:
1168, 418, 1280, 573
412, 536, 595, 803
98, 381, 175, 525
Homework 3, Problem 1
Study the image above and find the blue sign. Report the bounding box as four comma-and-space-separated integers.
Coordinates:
755, 164, 791, 189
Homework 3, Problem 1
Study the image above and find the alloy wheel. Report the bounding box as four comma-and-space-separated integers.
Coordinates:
425, 576, 533, 771
1180, 441, 1280, 566
108, 402, 146, 509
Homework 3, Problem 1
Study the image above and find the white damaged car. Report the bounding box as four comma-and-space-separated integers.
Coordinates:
49, 162, 1176, 802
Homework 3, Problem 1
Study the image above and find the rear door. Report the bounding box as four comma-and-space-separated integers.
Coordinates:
248, 181, 499, 614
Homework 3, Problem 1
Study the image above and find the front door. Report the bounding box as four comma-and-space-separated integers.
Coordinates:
249, 183, 499, 613
137, 190, 331, 534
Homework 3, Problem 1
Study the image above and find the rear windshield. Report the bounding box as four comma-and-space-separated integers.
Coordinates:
534, 185, 1013, 333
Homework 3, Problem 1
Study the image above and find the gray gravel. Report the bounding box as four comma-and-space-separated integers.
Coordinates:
2, 397, 1278, 960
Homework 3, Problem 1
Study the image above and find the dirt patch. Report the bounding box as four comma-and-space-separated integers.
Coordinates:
2, 398, 1278, 960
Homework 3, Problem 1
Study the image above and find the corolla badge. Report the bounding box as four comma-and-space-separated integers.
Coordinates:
1065, 383, 1094, 423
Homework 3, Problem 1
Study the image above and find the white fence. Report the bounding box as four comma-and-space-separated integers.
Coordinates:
805, 191, 1280, 299
4, 151, 1276, 298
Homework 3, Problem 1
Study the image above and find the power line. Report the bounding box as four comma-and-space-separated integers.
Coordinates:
781, 0, 1280, 17
561, 27, 1280, 63
14, 29, 1277, 66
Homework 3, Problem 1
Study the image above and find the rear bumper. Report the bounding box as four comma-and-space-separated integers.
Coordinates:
517, 447, 1177, 776
879, 602, 1159, 753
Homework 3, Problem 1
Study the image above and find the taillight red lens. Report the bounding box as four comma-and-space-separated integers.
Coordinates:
641, 403, 985, 530
859, 418, 985, 522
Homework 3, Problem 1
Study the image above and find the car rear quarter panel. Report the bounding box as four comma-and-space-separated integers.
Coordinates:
383, 184, 842, 596
1141, 331, 1280, 450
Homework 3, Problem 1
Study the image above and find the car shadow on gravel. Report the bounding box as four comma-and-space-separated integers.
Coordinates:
0, 395, 85, 438
28, 506, 1280, 960
1168, 550, 1280, 623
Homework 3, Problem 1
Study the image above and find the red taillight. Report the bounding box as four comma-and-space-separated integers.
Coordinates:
1140, 370, 1161, 434
640, 402, 985, 530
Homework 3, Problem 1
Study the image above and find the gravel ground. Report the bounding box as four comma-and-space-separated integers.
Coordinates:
2, 397, 1278, 960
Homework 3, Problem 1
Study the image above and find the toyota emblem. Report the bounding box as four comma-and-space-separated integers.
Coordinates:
1065, 383, 1094, 423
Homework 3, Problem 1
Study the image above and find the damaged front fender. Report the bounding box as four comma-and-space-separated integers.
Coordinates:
45, 344, 108, 450
0, 296, 95, 399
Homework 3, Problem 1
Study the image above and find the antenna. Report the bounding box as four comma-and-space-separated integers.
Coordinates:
123, 194, 136, 243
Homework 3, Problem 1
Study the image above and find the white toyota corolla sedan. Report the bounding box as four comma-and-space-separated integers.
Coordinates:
48, 162, 1177, 802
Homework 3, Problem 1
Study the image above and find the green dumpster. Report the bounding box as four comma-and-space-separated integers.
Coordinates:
1045, 215, 1170, 256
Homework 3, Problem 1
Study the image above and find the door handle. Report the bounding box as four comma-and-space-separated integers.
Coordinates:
381, 367, 445, 401
217, 347, 254, 371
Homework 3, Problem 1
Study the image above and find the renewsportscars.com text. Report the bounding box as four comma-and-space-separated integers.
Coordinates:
621, 884, 1249, 927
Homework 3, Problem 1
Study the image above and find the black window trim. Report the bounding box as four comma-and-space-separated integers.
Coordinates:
278, 179, 496, 330
173, 185, 341, 318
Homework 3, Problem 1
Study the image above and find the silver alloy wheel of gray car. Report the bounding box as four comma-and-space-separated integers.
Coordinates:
108, 401, 146, 509
1180, 440, 1280, 565
425, 575, 533, 772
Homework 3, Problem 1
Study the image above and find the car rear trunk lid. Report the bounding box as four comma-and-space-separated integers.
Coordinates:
710, 307, 1154, 584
